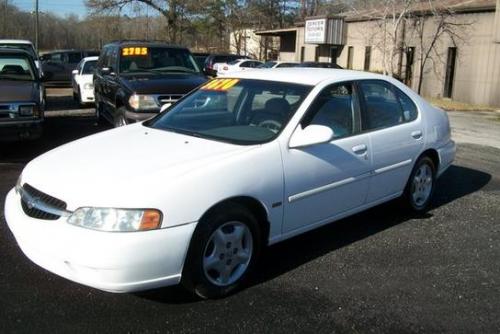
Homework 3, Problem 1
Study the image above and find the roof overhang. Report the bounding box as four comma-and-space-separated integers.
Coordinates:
255, 28, 298, 37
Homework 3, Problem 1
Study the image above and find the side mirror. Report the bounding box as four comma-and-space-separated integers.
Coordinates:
289, 124, 334, 149
72, 69, 78, 75
101, 67, 113, 75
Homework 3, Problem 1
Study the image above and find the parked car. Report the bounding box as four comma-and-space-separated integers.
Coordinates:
71, 56, 98, 105
40, 50, 99, 86
5, 68, 455, 299
203, 54, 250, 76
93, 40, 207, 127
258, 61, 298, 68
192, 52, 209, 70
216, 59, 263, 76
297, 62, 343, 69
0, 39, 42, 76
0, 48, 45, 141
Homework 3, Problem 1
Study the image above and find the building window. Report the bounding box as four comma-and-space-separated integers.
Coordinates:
300, 47, 305, 62
364, 46, 371, 71
347, 46, 354, 69
444, 47, 457, 98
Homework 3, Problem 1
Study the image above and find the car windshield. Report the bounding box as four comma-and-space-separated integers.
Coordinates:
258, 61, 276, 68
0, 56, 35, 81
0, 44, 37, 59
145, 79, 312, 145
119, 47, 200, 74
82, 60, 97, 74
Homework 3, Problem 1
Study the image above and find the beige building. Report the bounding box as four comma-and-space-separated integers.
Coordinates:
256, 0, 500, 107
229, 29, 279, 60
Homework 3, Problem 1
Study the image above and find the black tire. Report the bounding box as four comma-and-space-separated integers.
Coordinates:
114, 107, 128, 127
181, 203, 262, 299
402, 156, 436, 213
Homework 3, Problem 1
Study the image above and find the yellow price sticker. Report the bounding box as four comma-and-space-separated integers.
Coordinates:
122, 47, 148, 56
201, 79, 240, 91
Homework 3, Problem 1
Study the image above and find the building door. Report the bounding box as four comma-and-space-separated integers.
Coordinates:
444, 47, 457, 98
364, 46, 371, 71
330, 46, 339, 65
347, 46, 354, 69
300, 47, 305, 62
405, 47, 415, 86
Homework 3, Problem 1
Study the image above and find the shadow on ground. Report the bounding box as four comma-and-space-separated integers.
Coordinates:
138, 164, 491, 303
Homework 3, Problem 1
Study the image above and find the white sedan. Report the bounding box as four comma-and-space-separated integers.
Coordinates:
217, 59, 263, 76
71, 56, 98, 105
5, 69, 455, 299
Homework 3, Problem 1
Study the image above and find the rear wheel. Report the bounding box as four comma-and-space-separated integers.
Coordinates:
182, 203, 261, 299
95, 101, 107, 125
403, 156, 436, 213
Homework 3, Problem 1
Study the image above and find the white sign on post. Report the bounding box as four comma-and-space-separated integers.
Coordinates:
305, 19, 328, 44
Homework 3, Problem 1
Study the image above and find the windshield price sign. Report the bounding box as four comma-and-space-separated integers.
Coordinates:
122, 47, 148, 56
201, 79, 240, 91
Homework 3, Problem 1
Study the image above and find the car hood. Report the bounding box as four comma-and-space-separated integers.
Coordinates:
22, 123, 254, 209
120, 73, 207, 95
0, 80, 37, 102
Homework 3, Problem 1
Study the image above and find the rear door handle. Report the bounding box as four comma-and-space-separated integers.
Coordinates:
352, 144, 368, 155
411, 130, 423, 139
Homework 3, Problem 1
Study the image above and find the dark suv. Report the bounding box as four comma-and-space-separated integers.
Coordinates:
40, 50, 100, 86
94, 41, 207, 127
0, 49, 45, 141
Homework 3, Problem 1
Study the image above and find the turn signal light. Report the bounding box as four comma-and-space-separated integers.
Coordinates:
140, 210, 162, 230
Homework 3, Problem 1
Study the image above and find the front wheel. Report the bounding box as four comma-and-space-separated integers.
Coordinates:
114, 107, 128, 127
402, 156, 436, 212
182, 204, 261, 299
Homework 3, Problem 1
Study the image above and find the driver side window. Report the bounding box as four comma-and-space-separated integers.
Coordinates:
302, 83, 359, 140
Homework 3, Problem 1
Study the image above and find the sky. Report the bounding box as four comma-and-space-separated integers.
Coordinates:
11, 0, 88, 17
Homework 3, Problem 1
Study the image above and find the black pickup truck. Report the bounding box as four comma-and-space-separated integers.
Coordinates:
94, 41, 207, 127
0, 48, 45, 141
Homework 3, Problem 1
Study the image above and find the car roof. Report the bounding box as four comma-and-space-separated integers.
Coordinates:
81, 56, 99, 62
105, 40, 187, 50
0, 48, 34, 56
0, 39, 34, 45
227, 68, 389, 86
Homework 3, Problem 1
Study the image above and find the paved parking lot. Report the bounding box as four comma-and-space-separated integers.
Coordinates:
0, 90, 499, 333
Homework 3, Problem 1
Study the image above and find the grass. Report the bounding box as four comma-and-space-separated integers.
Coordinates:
426, 97, 498, 112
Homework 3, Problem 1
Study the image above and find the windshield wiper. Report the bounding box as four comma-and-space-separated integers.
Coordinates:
0, 77, 33, 81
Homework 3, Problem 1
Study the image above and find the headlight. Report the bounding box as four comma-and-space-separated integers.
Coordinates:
19, 105, 34, 116
128, 94, 159, 110
83, 83, 94, 90
67, 207, 162, 232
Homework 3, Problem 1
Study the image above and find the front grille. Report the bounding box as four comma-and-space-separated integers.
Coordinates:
157, 94, 183, 106
20, 183, 67, 220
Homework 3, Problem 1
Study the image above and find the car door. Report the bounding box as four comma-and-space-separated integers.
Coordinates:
358, 80, 424, 203
281, 82, 372, 233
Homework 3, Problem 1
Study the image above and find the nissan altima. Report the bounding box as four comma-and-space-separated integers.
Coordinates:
4, 68, 456, 299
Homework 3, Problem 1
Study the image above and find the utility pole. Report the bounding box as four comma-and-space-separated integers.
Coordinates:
34, 0, 39, 52
2, 0, 8, 37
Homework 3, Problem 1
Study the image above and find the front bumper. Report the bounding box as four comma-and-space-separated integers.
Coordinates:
125, 110, 157, 123
4, 189, 197, 293
436, 140, 456, 178
0, 119, 43, 141
80, 88, 95, 103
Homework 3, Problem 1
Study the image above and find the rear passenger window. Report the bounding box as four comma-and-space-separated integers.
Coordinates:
396, 89, 418, 122
359, 81, 404, 131
302, 83, 357, 139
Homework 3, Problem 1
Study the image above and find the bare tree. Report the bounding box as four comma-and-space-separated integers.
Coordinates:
411, 1, 472, 94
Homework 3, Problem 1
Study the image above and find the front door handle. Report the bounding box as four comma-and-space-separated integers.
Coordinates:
352, 144, 368, 155
411, 130, 423, 139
